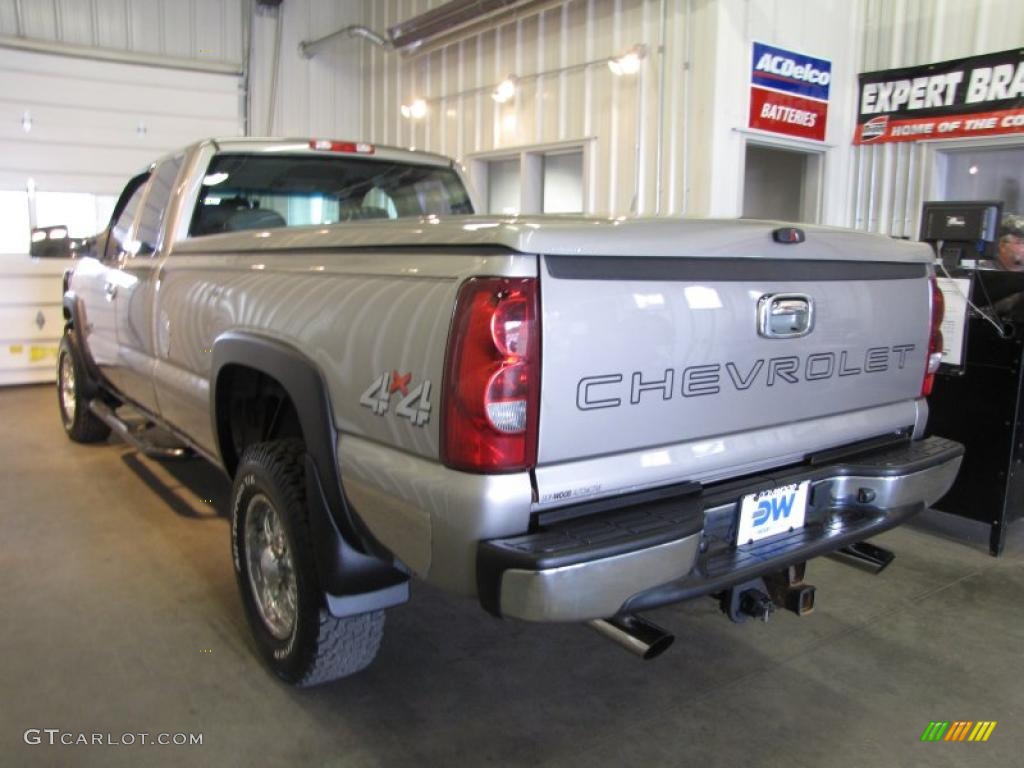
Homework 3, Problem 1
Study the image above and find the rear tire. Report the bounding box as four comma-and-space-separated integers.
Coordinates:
230, 439, 384, 686
57, 330, 111, 444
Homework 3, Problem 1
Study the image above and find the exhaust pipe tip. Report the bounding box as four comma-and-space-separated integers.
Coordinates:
588, 614, 674, 660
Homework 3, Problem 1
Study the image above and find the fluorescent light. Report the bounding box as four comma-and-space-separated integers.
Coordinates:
203, 172, 230, 186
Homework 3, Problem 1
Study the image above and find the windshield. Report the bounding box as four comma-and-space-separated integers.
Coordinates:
189, 152, 474, 237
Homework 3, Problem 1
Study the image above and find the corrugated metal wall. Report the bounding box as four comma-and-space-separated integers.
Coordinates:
0, 0, 244, 66
852, 0, 1024, 236
247, 0, 365, 138
362, 0, 695, 217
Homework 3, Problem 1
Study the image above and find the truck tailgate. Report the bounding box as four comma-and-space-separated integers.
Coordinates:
536, 252, 931, 501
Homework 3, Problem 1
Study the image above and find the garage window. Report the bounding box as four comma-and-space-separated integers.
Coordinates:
0, 191, 30, 254
542, 151, 584, 214
474, 145, 587, 216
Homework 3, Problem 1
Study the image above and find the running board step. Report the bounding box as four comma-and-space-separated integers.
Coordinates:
88, 400, 192, 459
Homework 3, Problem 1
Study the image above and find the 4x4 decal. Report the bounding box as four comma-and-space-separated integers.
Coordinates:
360, 370, 432, 426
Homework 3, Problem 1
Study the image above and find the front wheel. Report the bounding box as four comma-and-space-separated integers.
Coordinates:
57, 331, 111, 444
230, 439, 384, 686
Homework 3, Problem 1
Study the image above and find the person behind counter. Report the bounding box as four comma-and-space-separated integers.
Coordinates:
993, 213, 1024, 271
979, 214, 1024, 324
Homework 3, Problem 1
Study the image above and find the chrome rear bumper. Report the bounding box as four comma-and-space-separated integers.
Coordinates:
479, 436, 963, 622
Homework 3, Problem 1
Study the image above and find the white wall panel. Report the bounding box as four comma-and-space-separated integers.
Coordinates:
0, 47, 241, 194
0, 255, 69, 385
852, 0, 1024, 236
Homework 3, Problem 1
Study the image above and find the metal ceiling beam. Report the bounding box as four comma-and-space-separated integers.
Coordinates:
0, 34, 243, 75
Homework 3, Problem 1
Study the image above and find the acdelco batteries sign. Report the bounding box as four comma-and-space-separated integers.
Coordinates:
855, 48, 1024, 144
749, 42, 831, 141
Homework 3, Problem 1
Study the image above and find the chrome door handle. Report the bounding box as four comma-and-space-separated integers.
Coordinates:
104, 282, 117, 301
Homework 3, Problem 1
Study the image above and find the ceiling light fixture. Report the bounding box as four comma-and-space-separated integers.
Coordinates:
21, 111, 32, 132
608, 44, 648, 76
400, 98, 428, 119
492, 76, 517, 103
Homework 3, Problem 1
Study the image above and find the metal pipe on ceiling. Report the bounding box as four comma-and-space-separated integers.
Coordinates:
298, 0, 566, 60
299, 25, 392, 59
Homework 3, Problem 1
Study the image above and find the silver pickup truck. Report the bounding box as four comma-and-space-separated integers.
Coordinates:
58, 137, 963, 686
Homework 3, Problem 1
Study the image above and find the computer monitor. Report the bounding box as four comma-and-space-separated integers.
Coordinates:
920, 200, 1002, 265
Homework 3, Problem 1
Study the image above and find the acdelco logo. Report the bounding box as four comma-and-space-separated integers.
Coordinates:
754, 52, 831, 86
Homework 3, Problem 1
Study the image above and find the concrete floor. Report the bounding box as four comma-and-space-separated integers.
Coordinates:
1, 383, 1022, 767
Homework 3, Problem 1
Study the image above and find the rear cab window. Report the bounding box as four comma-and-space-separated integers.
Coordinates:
188, 153, 474, 237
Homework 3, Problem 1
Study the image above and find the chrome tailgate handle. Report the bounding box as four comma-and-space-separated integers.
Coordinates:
758, 294, 813, 338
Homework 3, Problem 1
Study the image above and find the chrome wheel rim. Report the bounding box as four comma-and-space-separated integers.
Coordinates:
244, 494, 297, 640
59, 351, 76, 423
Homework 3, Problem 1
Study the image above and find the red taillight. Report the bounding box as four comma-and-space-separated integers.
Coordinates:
308, 139, 375, 154
442, 277, 540, 473
922, 276, 945, 396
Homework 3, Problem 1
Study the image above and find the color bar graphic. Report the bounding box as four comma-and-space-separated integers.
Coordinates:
968, 722, 997, 742
921, 722, 949, 741
944, 721, 972, 741
921, 721, 996, 742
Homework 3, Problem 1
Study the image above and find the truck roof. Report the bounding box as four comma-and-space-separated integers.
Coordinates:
201, 137, 456, 168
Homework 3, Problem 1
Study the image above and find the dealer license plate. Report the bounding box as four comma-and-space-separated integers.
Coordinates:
735, 481, 810, 546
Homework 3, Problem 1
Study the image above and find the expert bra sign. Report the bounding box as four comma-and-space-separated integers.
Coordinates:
855, 47, 1024, 144
749, 42, 831, 142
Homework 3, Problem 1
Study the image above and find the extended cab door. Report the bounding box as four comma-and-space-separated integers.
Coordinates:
77, 172, 150, 390
114, 155, 184, 414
